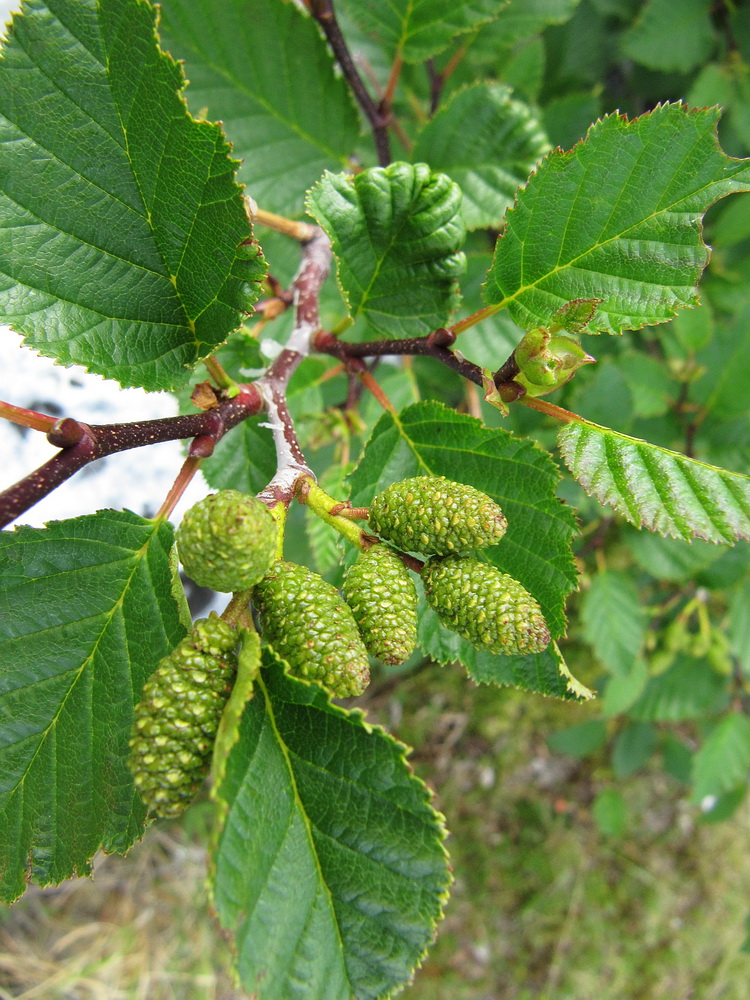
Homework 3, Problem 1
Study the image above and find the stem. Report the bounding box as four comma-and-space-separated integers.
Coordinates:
153, 455, 203, 522
308, 0, 391, 165
517, 396, 584, 424
449, 302, 502, 336
0, 399, 59, 433
204, 355, 237, 392
358, 369, 397, 414
382, 51, 403, 112
297, 477, 376, 551
250, 205, 317, 243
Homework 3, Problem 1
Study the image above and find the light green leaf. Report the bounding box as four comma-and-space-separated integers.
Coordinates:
602, 658, 649, 717
547, 718, 607, 757
558, 418, 750, 543
348, 400, 578, 640
0, 511, 186, 903
728, 581, 750, 678
158, 0, 360, 217
0, 0, 265, 391
592, 788, 628, 837
412, 83, 550, 230
211, 628, 261, 795
483, 104, 750, 334
581, 570, 648, 676
621, 0, 715, 73
307, 163, 466, 338
612, 721, 656, 778
210, 653, 450, 1000
692, 713, 750, 802
340, 0, 506, 63
629, 655, 729, 722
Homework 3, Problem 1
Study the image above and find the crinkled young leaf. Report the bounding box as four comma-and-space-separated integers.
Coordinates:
483, 104, 750, 334
581, 570, 648, 677
210, 652, 450, 1000
0, 511, 185, 903
306, 163, 466, 338
412, 83, 550, 230
159, 0, 360, 217
340, 0, 506, 63
348, 400, 578, 647
0, 0, 265, 391
558, 419, 750, 543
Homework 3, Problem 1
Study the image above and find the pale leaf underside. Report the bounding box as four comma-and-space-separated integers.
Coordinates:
559, 420, 750, 543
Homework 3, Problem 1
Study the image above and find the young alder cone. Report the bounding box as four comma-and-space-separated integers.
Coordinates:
129, 614, 238, 819
253, 561, 370, 697
368, 476, 507, 555
176, 489, 277, 592
422, 555, 551, 656
343, 544, 418, 665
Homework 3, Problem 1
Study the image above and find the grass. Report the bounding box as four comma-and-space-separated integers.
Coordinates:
1, 661, 749, 999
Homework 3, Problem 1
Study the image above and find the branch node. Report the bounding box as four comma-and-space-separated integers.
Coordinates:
46, 418, 86, 449
427, 327, 456, 349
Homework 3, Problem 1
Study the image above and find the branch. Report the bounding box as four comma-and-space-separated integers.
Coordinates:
308, 0, 391, 165
0, 387, 262, 529
254, 227, 333, 507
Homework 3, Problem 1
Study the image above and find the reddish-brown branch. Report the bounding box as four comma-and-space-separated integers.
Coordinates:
308, 0, 391, 165
0, 385, 262, 529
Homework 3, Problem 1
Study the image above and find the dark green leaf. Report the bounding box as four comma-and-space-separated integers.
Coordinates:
581, 570, 648, 676
340, 0, 506, 63
307, 163, 466, 338
629, 655, 728, 722
612, 721, 656, 778
547, 719, 607, 757
558, 418, 750, 543
159, 0, 360, 217
0, 511, 185, 902
348, 401, 578, 640
728, 581, 750, 677
602, 658, 649, 717
412, 83, 549, 230
621, 0, 715, 73
592, 788, 628, 837
210, 653, 450, 1000
0, 0, 265, 391
691, 713, 750, 802
662, 736, 693, 784
492, 0, 581, 44
484, 105, 750, 334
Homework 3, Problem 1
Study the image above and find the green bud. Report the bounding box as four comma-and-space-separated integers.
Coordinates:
343, 545, 418, 666
253, 562, 370, 697
368, 477, 507, 555
129, 615, 238, 818
177, 490, 277, 593
514, 331, 595, 397
422, 555, 550, 655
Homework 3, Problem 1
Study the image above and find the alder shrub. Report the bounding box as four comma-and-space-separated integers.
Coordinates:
2, 0, 750, 995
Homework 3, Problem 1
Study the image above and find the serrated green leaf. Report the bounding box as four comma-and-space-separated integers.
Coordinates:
0, 511, 185, 903
412, 83, 549, 230
692, 712, 750, 802
618, 352, 675, 418
547, 718, 607, 757
602, 658, 649, 717
211, 628, 260, 794
581, 570, 648, 676
558, 418, 750, 543
210, 652, 450, 1000
306, 163, 466, 338
340, 0, 506, 63
0, 0, 265, 391
483, 104, 750, 335
621, 0, 715, 73
625, 529, 724, 581
629, 655, 729, 722
612, 721, 655, 777
158, 0, 360, 217
349, 400, 578, 640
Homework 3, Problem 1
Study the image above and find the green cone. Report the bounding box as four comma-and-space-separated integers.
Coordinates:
422, 555, 550, 655
177, 489, 277, 593
368, 476, 507, 555
343, 545, 418, 665
253, 562, 370, 697
129, 615, 238, 818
